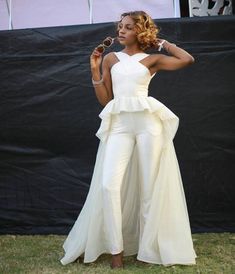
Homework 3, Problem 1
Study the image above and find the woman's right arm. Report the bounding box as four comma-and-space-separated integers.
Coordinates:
90, 49, 113, 107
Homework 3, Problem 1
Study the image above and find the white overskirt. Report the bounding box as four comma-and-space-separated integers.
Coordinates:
60, 96, 197, 266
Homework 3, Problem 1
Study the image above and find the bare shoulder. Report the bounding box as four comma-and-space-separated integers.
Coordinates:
143, 53, 164, 69
148, 53, 165, 62
103, 52, 116, 62
102, 52, 118, 69
148, 52, 194, 71
101, 52, 113, 71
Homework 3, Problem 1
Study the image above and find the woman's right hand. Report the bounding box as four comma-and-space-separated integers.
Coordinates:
90, 48, 103, 70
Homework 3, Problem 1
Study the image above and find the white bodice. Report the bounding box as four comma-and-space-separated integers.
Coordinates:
111, 51, 156, 98
95, 51, 179, 146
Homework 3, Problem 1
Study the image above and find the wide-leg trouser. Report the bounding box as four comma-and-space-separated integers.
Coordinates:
101, 110, 164, 254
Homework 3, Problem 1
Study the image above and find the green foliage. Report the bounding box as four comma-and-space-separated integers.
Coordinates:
0, 232, 234, 273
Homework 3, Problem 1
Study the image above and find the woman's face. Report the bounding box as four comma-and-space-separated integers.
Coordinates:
117, 16, 138, 46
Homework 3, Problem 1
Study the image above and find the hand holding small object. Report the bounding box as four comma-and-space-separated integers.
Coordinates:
91, 37, 116, 85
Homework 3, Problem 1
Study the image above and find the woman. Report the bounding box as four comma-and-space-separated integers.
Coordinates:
60, 10, 197, 269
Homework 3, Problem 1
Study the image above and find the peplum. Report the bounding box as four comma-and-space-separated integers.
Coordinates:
95, 51, 179, 148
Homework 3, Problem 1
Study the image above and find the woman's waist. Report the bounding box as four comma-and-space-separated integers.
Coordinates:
113, 89, 149, 98
113, 95, 148, 98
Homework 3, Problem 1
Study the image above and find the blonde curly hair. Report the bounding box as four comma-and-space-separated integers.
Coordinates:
116, 11, 160, 51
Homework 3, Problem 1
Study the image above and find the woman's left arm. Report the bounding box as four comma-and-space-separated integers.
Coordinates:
153, 40, 195, 71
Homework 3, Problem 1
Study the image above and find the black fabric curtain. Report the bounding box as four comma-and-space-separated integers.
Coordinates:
0, 15, 234, 234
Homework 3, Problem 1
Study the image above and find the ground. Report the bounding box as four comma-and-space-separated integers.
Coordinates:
0, 232, 234, 273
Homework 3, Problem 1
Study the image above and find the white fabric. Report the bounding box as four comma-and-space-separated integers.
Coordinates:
60, 51, 197, 266
100, 111, 165, 254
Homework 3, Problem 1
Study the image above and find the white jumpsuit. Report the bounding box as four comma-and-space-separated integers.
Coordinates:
60, 51, 197, 266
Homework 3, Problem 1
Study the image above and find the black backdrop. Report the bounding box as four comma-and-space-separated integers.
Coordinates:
0, 15, 234, 235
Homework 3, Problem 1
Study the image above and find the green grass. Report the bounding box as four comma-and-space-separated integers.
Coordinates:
0, 232, 234, 274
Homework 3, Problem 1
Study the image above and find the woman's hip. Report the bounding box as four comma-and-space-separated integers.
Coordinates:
110, 110, 163, 135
